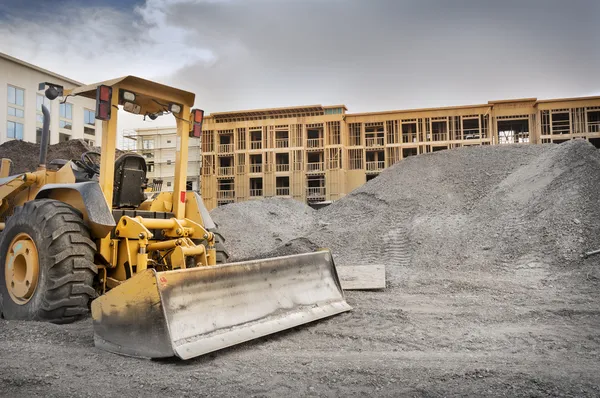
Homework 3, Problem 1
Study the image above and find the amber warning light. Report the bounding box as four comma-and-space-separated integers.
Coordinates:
96, 85, 112, 121
190, 109, 204, 138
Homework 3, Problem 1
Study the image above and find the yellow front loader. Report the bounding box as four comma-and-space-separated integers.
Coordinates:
0, 76, 350, 359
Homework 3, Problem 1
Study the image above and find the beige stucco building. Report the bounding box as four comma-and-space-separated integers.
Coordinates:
200, 96, 600, 210
130, 126, 202, 191
0, 52, 101, 146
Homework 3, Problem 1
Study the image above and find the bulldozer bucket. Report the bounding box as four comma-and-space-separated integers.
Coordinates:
91, 251, 351, 359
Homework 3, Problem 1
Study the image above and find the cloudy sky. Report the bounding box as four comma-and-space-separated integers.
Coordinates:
1, 0, 599, 125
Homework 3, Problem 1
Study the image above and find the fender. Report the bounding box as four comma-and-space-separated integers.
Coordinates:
191, 192, 216, 230
35, 181, 116, 238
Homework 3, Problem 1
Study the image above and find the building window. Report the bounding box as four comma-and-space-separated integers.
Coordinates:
59, 103, 73, 133
8, 85, 24, 106
36, 127, 51, 144
59, 120, 72, 130
142, 139, 154, 149
84, 109, 95, 125
59, 133, 70, 142
324, 108, 343, 115
36, 94, 51, 119
59, 103, 73, 120
8, 86, 25, 129
83, 109, 96, 136
8, 107, 24, 118
7, 121, 24, 140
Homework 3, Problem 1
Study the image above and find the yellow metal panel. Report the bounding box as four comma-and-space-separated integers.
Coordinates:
66, 76, 195, 109
173, 105, 191, 219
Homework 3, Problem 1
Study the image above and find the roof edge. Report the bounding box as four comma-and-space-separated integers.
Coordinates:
348, 103, 492, 117
0, 52, 84, 86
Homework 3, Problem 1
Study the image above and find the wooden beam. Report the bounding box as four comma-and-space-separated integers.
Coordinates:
337, 264, 386, 290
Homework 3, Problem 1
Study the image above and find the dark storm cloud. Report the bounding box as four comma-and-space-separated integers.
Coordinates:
0, 0, 598, 115
158, 0, 600, 112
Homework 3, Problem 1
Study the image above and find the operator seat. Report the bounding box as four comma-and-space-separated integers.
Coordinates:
112, 153, 147, 208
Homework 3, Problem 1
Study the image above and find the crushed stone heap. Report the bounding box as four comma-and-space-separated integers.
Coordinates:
212, 140, 600, 278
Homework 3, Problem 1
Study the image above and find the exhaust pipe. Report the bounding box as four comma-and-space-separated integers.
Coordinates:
38, 104, 50, 169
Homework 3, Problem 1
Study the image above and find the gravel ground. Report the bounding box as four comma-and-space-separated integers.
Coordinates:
1, 141, 599, 397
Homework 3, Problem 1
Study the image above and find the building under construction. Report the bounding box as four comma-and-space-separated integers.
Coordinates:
198, 96, 600, 210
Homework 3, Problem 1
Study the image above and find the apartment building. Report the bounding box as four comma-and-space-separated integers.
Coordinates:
200, 96, 600, 210
0, 52, 101, 146
130, 127, 201, 191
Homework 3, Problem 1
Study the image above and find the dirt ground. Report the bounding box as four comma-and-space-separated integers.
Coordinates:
0, 259, 598, 397
1, 142, 599, 397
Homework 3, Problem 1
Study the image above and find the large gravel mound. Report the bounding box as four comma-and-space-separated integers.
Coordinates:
212, 140, 600, 279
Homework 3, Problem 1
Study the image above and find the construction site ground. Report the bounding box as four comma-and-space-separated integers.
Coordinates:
1, 141, 600, 397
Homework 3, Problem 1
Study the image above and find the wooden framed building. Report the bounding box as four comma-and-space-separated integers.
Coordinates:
198, 96, 600, 210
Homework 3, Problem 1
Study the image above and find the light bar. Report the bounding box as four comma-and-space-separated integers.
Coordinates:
96, 85, 112, 121
190, 109, 204, 138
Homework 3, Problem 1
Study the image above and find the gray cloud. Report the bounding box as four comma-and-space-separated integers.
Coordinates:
1, 0, 598, 119
162, 0, 600, 112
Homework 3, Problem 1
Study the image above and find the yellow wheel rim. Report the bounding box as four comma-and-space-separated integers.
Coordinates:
5, 232, 39, 305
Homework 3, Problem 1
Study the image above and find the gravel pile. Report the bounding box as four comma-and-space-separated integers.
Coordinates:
212, 140, 600, 278
211, 197, 316, 261
0, 139, 126, 175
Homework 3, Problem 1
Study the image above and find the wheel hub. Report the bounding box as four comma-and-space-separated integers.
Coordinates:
5, 233, 39, 304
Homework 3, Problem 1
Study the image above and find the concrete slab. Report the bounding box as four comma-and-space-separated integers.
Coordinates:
337, 264, 386, 290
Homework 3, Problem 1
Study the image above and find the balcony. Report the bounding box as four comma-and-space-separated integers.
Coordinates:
307, 187, 326, 198
402, 134, 417, 143
250, 189, 263, 197
218, 143, 234, 153
365, 137, 384, 147
276, 187, 290, 196
249, 164, 263, 173
366, 161, 385, 173
431, 133, 448, 142
307, 138, 323, 148
250, 141, 262, 150
218, 166, 234, 176
275, 139, 289, 148
588, 121, 600, 133
217, 190, 235, 199
276, 164, 290, 172
306, 162, 324, 173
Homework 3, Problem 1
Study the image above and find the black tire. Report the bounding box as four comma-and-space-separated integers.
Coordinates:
0, 199, 97, 324
210, 229, 229, 264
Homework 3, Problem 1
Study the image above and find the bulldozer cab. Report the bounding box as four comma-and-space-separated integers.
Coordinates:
0, 76, 350, 360
64, 76, 200, 219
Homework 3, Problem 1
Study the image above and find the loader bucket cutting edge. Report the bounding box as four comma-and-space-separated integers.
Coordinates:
91, 251, 351, 359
